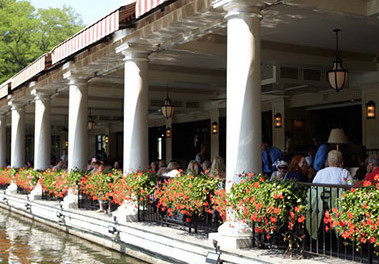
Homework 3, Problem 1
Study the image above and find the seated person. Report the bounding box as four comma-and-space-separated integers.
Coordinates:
210, 156, 226, 179
186, 160, 200, 174
261, 139, 283, 175
157, 160, 167, 176
312, 150, 353, 185
270, 160, 288, 181
364, 154, 379, 182
163, 161, 181, 177
286, 155, 308, 182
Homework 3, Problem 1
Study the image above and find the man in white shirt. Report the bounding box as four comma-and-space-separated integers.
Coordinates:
312, 150, 353, 185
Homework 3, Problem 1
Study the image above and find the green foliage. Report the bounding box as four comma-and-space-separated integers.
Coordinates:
213, 173, 307, 253
155, 172, 220, 220
40, 169, 84, 197
325, 180, 379, 249
0, 0, 84, 83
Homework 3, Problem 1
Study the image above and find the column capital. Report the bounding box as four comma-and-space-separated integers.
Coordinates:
8, 100, 24, 111
116, 42, 157, 62
213, 0, 264, 19
31, 89, 53, 101
63, 71, 90, 87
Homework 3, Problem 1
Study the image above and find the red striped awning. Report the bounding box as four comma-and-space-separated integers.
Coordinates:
9, 3, 136, 90
136, 0, 170, 18
51, 10, 119, 64
12, 55, 46, 90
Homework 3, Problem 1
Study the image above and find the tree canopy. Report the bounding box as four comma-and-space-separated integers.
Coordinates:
0, 0, 84, 83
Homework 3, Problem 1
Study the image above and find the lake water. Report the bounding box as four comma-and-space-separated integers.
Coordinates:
0, 208, 146, 264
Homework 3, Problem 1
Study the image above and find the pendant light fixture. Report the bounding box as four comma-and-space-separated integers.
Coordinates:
161, 84, 174, 119
327, 29, 348, 92
88, 108, 95, 130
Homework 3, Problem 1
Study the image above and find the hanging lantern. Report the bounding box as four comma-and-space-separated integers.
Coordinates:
327, 29, 348, 92
161, 85, 174, 119
274, 113, 282, 128
366, 100, 376, 119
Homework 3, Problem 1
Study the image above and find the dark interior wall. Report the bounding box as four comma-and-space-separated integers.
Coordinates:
311, 105, 362, 145
287, 104, 362, 152
172, 119, 210, 168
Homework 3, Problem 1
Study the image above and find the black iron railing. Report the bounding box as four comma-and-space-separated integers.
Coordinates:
0, 184, 9, 190
137, 176, 222, 234
77, 190, 119, 213
250, 183, 378, 263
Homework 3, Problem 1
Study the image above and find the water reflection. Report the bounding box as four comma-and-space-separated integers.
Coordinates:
0, 208, 145, 264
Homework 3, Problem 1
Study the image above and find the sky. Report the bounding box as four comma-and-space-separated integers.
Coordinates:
28, 0, 133, 26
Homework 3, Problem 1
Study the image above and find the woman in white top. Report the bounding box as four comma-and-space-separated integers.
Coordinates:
312, 150, 353, 185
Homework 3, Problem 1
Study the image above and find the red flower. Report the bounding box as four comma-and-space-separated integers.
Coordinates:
370, 236, 376, 244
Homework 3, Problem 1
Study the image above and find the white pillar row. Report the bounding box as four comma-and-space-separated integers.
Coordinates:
65, 74, 88, 171
32, 89, 51, 170
165, 118, 172, 162
0, 114, 6, 167
210, 0, 262, 249
117, 43, 152, 173
210, 109, 219, 162
8, 101, 25, 168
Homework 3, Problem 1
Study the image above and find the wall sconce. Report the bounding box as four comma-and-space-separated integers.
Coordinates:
166, 127, 171, 138
105, 136, 109, 143
366, 100, 376, 119
65, 139, 68, 148
274, 113, 282, 128
212, 121, 218, 134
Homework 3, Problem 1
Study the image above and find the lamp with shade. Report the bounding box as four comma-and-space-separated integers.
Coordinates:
327, 128, 348, 151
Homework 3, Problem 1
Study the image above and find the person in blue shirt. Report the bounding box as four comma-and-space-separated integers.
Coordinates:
312, 136, 330, 172
262, 139, 283, 175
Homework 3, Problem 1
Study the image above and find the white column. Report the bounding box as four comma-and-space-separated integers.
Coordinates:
32, 90, 51, 170
210, 0, 262, 249
165, 118, 172, 162
210, 109, 220, 161
9, 102, 25, 168
67, 76, 88, 171
225, 2, 262, 192
117, 44, 150, 173
0, 114, 6, 167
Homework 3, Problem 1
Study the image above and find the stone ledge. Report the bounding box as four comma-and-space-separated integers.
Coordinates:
0, 192, 355, 264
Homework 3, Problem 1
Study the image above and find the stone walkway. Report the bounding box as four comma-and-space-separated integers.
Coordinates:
80, 208, 358, 264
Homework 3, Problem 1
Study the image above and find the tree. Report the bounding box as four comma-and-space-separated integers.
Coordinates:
0, 0, 84, 83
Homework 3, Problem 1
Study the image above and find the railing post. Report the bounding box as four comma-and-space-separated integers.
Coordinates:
368, 242, 373, 264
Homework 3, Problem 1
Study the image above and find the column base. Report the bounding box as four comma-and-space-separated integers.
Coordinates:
112, 200, 138, 224
5, 182, 18, 195
62, 189, 78, 210
209, 221, 252, 249
29, 183, 43, 201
